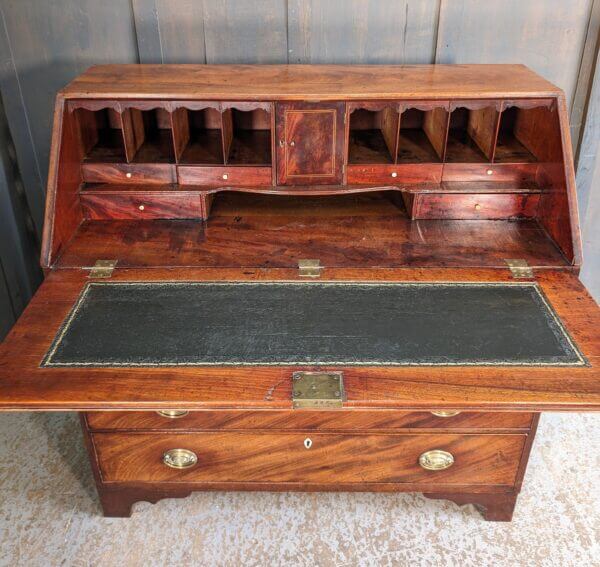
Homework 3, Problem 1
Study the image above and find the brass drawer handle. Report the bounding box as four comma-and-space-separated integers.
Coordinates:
430, 410, 461, 418
156, 410, 189, 419
419, 449, 454, 471
163, 448, 198, 469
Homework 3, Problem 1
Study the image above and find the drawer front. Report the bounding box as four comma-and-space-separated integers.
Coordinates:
80, 192, 203, 220
81, 163, 176, 184
410, 193, 540, 220
93, 432, 526, 485
347, 164, 442, 184
86, 410, 534, 432
178, 166, 272, 186
442, 163, 538, 182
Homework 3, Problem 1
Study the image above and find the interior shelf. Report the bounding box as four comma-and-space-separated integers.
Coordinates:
76, 107, 126, 163
494, 107, 538, 163
177, 108, 224, 165
56, 192, 568, 269
397, 109, 445, 163
225, 109, 272, 165
348, 108, 398, 164
128, 108, 174, 163
445, 107, 497, 163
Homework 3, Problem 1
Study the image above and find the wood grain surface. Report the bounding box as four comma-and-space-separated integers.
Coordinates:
92, 431, 526, 485
0, 267, 599, 411
85, 409, 534, 432
60, 65, 563, 100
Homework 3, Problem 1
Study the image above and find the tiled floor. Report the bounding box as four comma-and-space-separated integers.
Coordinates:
0, 412, 598, 567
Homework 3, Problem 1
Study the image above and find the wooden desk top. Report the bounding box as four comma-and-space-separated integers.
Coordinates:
60, 64, 563, 101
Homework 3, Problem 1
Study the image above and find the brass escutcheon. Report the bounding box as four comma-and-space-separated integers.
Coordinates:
156, 410, 189, 419
162, 448, 198, 469
419, 449, 454, 471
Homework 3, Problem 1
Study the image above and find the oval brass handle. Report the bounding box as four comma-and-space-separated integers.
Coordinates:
304, 438, 313, 449
156, 410, 189, 419
430, 410, 461, 418
163, 448, 198, 469
279, 140, 286, 147
419, 449, 454, 471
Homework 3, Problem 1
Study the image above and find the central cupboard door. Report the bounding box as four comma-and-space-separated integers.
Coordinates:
276, 102, 345, 185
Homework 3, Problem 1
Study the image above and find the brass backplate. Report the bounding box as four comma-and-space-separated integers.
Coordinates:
292, 371, 345, 409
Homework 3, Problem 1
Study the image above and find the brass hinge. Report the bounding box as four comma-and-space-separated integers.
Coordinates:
87, 259, 117, 278
505, 259, 534, 279
298, 259, 322, 278
292, 371, 345, 409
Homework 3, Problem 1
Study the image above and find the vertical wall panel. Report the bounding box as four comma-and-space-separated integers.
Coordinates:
156, 0, 206, 63
0, 259, 15, 341
202, 0, 288, 64
0, 1, 138, 199
435, 0, 594, 107
132, 0, 163, 63
288, 0, 440, 64
578, 48, 600, 300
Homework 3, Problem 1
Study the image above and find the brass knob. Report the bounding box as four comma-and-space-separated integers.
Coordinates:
419, 449, 454, 471
125, 172, 132, 178
304, 438, 313, 449
430, 410, 461, 418
391, 172, 398, 178
156, 410, 189, 419
279, 140, 285, 147
162, 448, 198, 469
138, 205, 145, 211
474, 204, 481, 211
289, 140, 295, 147
486, 169, 493, 175
222, 173, 228, 180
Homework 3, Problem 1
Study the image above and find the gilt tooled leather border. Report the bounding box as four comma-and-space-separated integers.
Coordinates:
41, 281, 588, 368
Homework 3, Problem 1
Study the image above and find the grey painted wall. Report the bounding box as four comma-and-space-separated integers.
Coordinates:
0, 0, 599, 339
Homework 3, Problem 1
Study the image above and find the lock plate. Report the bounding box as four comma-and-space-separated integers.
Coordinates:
292, 371, 345, 409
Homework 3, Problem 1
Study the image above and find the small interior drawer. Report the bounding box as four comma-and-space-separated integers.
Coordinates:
403, 192, 540, 220
81, 163, 176, 184
347, 164, 442, 184
80, 191, 203, 220
85, 410, 534, 432
178, 166, 272, 186
442, 163, 539, 183
93, 431, 526, 485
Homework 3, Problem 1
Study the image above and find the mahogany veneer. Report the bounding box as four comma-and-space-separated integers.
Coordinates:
0, 64, 597, 521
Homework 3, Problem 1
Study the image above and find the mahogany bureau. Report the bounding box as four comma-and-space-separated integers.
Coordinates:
0, 64, 599, 521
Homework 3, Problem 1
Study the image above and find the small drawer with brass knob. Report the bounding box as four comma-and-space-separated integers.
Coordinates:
346, 164, 442, 184
406, 192, 540, 220
81, 163, 176, 184
178, 166, 272, 187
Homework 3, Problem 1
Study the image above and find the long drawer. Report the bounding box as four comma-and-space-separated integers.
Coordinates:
85, 410, 534, 432
92, 432, 526, 485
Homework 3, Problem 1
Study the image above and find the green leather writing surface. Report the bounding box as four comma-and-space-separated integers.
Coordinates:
42, 282, 585, 367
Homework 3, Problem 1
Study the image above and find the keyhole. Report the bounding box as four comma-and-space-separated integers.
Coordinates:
304, 438, 312, 449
